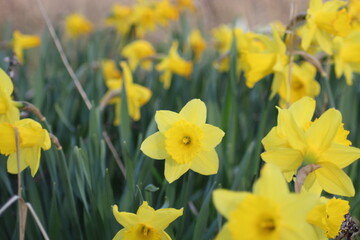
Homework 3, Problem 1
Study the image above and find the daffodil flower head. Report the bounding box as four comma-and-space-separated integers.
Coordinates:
0, 69, 20, 123
307, 197, 349, 238
140, 99, 225, 183
121, 40, 156, 71
12, 30, 41, 63
105, 4, 132, 36
213, 164, 319, 240
175, 0, 196, 12
65, 13, 93, 38
0, 119, 51, 177
261, 96, 360, 196
102, 59, 122, 82
154, 0, 179, 26
188, 29, 207, 60
112, 201, 183, 240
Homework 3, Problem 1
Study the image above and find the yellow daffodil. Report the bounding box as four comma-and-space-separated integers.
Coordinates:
333, 31, 360, 85
188, 29, 207, 61
65, 13, 93, 38
0, 69, 19, 123
121, 40, 156, 71
155, 0, 179, 26
175, 0, 196, 11
131, 4, 157, 37
278, 62, 320, 107
0, 119, 51, 177
112, 201, 183, 240
12, 30, 41, 63
141, 99, 225, 183
307, 197, 349, 238
211, 25, 233, 54
261, 97, 360, 196
299, 0, 350, 54
102, 62, 151, 125
213, 164, 318, 240
156, 41, 192, 89
102, 60, 122, 82
105, 4, 132, 35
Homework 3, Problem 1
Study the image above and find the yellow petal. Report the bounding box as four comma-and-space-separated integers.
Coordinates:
261, 148, 303, 172
25, 147, 41, 177
120, 62, 133, 86
320, 144, 360, 169
0, 123, 16, 155
305, 109, 341, 153
7, 151, 28, 174
212, 189, 248, 219
315, 30, 332, 55
164, 157, 191, 183
112, 205, 138, 228
301, 24, 317, 51
179, 99, 206, 125
0, 68, 14, 96
315, 162, 355, 197
151, 207, 183, 229
155, 110, 182, 133
201, 124, 225, 149
136, 201, 156, 222
112, 229, 125, 240
262, 127, 287, 150
141, 132, 167, 160
190, 149, 219, 175
42, 129, 51, 150
214, 223, 232, 240
288, 97, 315, 129
245, 53, 276, 88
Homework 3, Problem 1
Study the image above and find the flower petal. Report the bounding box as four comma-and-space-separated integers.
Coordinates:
164, 157, 191, 183
112, 229, 125, 240
202, 124, 225, 149
155, 110, 182, 133
141, 132, 167, 160
262, 127, 288, 150
179, 99, 206, 125
214, 223, 232, 240
112, 205, 138, 228
0, 68, 14, 96
320, 144, 360, 169
151, 207, 183, 229
212, 189, 248, 219
7, 151, 28, 174
288, 97, 316, 129
190, 149, 219, 175
261, 148, 303, 172
315, 162, 355, 197
26, 147, 41, 177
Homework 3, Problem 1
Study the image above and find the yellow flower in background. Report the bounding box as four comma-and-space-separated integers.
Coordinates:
112, 201, 183, 240
131, 4, 157, 37
105, 4, 132, 35
0, 119, 51, 177
188, 29, 207, 60
349, 0, 360, 28
156, 41, 193, 89
0, 69, 19, 123
121, 40, 156, 71
102, 60, 122, 82
333, 31, 360, 85
278, 62, 320, 107
213, 164, 318, 240
211, 25, 233, 54
141, 99, 224, 183
261, 97, 360, 196
65, 13, 93, 38
307, 197, 349, 238
12, 30, 41, 63
175, 0, 196, 11
299, 0, 350, 54
155, 0, 179, 26
102, 62, 151, 125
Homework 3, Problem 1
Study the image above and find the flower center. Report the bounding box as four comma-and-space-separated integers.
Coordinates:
258, 217, 276, 234
164, 120, 203, 164
124, 223, 162, 240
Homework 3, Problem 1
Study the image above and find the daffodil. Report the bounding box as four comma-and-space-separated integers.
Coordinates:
188, 29, 206, 61
105, 4, 132, 35
131, 4, 157, 37
261, 97, 360, 196
211, 25, 233, 54
175, 0, 196, 11
102, 60, 122, 82
141, 99, 224, 183
299, 0, 350, 54
307, 197, 349, 238
156, 41, 192, 89
65, 13, 93, 38
121, 40, 156, 71
112, 201, 183, 240
102, 62, 151, 125
213, 164, 318, 240
0, 119, 51, 177
12, 30, 41, 63
333, 31, 360, 85
154, 0, 179, 26
0, 69, 19, 123
278, 62, 320, 107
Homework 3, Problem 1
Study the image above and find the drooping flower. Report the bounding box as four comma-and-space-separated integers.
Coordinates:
154, 0, 179, 26
102, 61, 151, 125
65, 13, 93, 38
140, 99, 225, 183
0, 119, 51, 177
156, 41, 192, 89
105, 4, 132, 35
121, 40, 156, 71
130, 3, 157, 37
175, 0, 196, 11
0, 69, 20, 123
12, 30, 41, 63
213, 164, 318, 240
112, 201, 183, 240
307, 197, 349, 238
102, 60, 122, 82
188, 29, 207, 61
261, 97, 360, 196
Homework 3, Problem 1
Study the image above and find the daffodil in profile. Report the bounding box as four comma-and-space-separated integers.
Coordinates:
188, 29, 207, 61
105, 4, 132, 35
0, 69, 20, 123
121, 40, 156, 71
154, 0, 179, 26
102, 59, 122, 82
261, 97, 360, 196
213, 164, 318, 240
140, 99, 225, 183
12, 30, 41, 63
156, 41, 193, 89
65, 13, 93, 38
112, 201, 183, 240
0, 119, 51, 177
